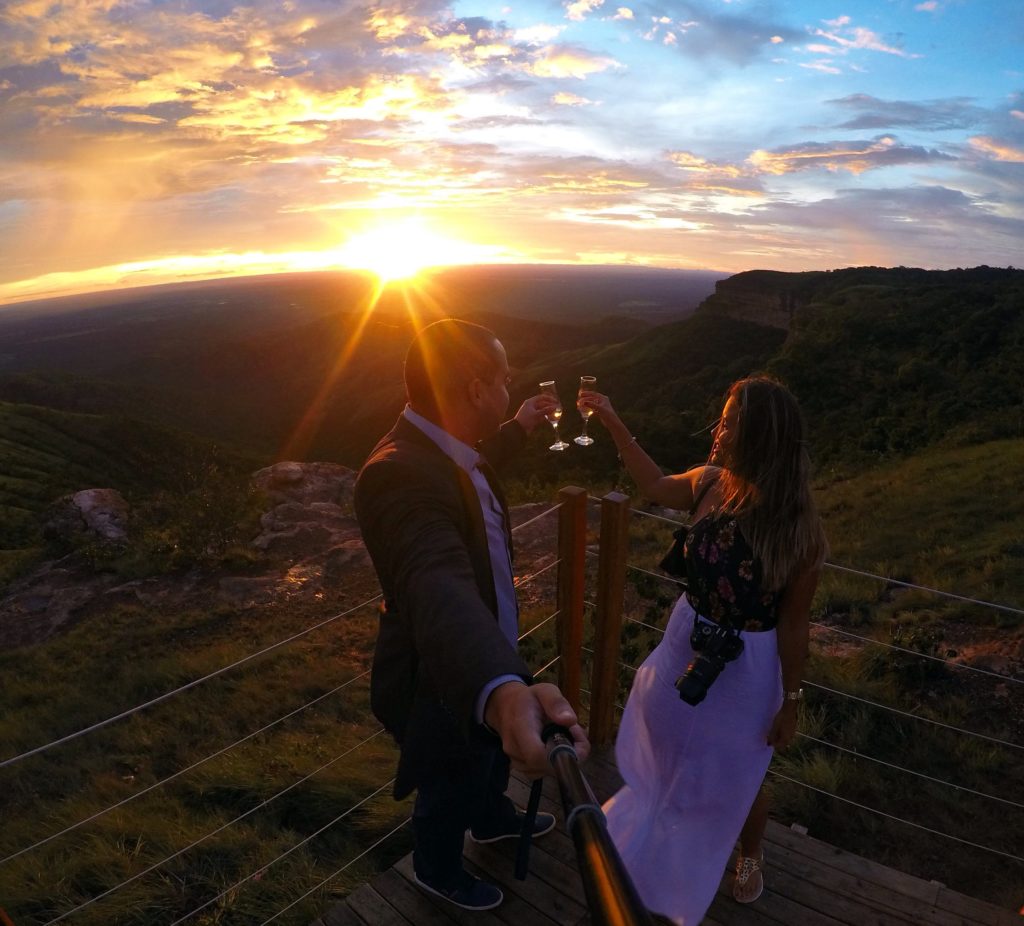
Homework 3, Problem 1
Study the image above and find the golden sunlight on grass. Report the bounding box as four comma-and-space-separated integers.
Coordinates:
334, 218, 505, 283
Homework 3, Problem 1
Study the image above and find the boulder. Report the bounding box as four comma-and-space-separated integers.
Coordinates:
250, 463, 362, 557
251, 462, 356, 506
43, 488, 129, 544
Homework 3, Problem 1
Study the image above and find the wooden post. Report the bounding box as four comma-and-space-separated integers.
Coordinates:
589, 491, 631, 748
555, 486, 587, 713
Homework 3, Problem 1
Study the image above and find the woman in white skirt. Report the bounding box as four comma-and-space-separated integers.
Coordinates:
579, 376, 827, 925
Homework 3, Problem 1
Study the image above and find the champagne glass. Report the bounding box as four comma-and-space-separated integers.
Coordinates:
539, 381, 569, 451
574, 375, 597, 446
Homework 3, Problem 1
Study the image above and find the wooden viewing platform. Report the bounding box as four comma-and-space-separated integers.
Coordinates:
314, 746, 1019, 926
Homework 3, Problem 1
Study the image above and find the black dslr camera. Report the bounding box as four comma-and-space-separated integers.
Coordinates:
675, 620, 744, 706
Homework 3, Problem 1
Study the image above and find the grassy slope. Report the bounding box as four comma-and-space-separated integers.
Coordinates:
0, 578, 402, 926
0, 399, 264, 584
1, 271, 1022, 918
2, 438, 1020, 921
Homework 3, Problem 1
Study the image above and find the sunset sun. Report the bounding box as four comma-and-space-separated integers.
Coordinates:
335, 219, 502, 283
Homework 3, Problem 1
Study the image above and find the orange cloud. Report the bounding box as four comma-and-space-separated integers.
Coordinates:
969, 136, 1024, 163
668, 151, 743, 178
746, 136, 944, 175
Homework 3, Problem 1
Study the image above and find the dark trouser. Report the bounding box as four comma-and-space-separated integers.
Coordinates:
412, 738, 518, 886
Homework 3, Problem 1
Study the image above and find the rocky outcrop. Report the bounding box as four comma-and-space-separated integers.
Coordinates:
700, 270, 817, 330
250, 462, 366, 565
252, 461, 355, 506
43, 488, 130, 544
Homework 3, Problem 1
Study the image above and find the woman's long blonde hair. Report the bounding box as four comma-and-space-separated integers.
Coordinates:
714, 375, 827, 590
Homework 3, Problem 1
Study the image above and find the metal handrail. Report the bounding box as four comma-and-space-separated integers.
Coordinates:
544, 728, 655, 926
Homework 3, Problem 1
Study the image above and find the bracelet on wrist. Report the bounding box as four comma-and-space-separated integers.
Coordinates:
783, 688, 804, 702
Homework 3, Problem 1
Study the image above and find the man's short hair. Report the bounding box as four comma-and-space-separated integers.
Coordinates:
405, 318, 501, 421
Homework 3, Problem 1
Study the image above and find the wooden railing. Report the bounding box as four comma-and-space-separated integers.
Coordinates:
553, 488, 632, 748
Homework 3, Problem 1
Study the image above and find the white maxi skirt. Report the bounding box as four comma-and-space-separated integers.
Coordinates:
603, 596, 782, 925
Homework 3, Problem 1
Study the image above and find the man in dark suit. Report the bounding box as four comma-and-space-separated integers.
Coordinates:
354, 318, 589, 911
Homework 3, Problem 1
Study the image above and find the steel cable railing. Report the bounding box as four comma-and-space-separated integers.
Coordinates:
795, 732, 1024, 811
5, 501, 562, 775
0, 594, 384, 770
519, 611, 558, 642
628, 505, 1024, 620
510, 502, 561, 535
515, 557, 560, 588
7, 502, 565, 922
766, 770, 1024, 865
41, 729, 390, 925
0, 669, 371, 867
165, 780, 399, 926
620, 536, 1024, 686
603, 529, 1024, 872
258, 817, 412, 925
808, 621, 1024, 684
611, 617, 1024, 755
803, 680, 1024, 751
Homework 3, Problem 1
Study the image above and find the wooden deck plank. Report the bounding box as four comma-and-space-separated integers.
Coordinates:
931, 886, 1022, 926
708, 860, 851, 926
315, 745, 1020, 926
394, 850, 567, 926
344, 883, 412, 926
391, 853, 520, 926
751, 833, 961, 926
465, 838, 588, 923
761, 823, 1018, 925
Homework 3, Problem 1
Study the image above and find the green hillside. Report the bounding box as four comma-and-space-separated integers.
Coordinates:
501, 265, 1024, 488
770, 267, 1024, 464
0, 400, 262, 582
1, 267, 1023, 921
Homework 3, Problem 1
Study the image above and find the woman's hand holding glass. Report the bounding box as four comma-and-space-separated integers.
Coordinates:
574, 375, 597, 446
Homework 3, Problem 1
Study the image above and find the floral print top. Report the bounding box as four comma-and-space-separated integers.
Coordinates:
683, 512, 782, 632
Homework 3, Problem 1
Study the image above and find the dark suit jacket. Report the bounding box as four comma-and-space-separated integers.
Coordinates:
354, 413, 532, 798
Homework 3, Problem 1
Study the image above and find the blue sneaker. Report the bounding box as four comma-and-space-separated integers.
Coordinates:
413, 870, 504, 911
469, 810, 556, 844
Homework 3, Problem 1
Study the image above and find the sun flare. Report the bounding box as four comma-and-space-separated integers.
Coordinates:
334, 219, 502, 283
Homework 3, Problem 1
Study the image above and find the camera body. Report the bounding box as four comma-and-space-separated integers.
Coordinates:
675, 620, 744, 706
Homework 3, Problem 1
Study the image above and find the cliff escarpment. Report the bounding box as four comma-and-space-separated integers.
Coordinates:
698, 265, 1023, 331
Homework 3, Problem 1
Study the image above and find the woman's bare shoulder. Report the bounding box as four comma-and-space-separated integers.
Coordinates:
686, 464, 723, 486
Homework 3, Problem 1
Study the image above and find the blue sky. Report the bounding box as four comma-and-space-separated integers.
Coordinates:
0, 0, 1021, 302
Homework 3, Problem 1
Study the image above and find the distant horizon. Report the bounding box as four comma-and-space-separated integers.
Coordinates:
6, 258, 1023, 313
3, 1, 1021, 308
0, 260, 734, 310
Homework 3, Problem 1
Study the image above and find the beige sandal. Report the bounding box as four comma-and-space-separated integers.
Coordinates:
733, 851, 764, 903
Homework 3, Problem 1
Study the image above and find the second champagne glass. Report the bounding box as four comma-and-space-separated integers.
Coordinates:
539, 380, 569, 451
575, 375, 597, 446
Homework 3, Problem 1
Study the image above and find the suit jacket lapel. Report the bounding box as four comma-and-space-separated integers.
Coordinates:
389, 415, 500, 617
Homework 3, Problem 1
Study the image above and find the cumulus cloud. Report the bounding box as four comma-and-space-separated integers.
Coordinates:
566, 0, 604, 22
527, 45, 622, 79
